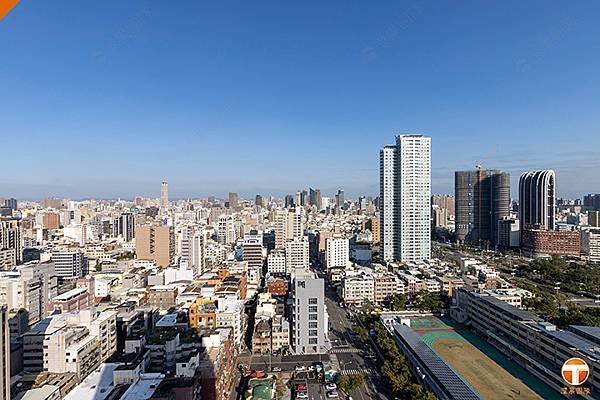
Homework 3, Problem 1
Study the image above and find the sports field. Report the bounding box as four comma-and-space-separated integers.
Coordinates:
411, 317, 560, 400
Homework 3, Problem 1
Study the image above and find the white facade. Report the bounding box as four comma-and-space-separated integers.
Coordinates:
285, 237, 309, 273
380, 135, 431, 263
582, 229, 600, 262
325, 237, 349, 269
267, 251, 287, 275
342, 273, 375, 305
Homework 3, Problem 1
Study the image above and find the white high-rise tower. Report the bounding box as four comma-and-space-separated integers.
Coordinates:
380, 134, 431, 263
160, 180, 169, 210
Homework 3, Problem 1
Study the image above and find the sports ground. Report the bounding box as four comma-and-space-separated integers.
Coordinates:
410, 317, 562, 400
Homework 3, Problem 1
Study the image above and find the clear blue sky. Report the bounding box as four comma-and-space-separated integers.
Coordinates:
2, 1, 600, 200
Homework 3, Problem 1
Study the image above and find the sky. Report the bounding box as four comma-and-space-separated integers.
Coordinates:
1, 1, 600, 200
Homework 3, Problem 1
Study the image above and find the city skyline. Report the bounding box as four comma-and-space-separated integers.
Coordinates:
2, 1, 600, 199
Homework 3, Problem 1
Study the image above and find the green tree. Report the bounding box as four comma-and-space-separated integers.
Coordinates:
355, 326, 369, 343
415, 291, 443, 312
390, 293, 407, 311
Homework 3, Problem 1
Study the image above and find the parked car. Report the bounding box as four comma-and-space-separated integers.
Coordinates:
296, 392, 309, 399
295, 365, 307, 372
326, 391, 339, 398
325, 383, 337, 391
271, 367, 282, 372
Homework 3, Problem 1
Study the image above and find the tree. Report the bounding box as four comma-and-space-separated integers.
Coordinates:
355, 326, 369, 343
390, 293, 407, 311
415, 291, 443, 312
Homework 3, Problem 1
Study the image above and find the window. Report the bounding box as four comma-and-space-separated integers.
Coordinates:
308, 306, 318, 313
309, 322, 318, 328
309, 330, 318, 337
308, 298, 318, 305
309, 314, 318, 320
309, 338, 318, 344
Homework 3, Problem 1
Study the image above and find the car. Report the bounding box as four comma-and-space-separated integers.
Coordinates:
296, 392, 309, 399
295, 384, 307, 391
295, 365, 307, 372
326, 391, 339, 398
271, 367, 282, 372
325, 383, 337, 391
308, 365, 315, 371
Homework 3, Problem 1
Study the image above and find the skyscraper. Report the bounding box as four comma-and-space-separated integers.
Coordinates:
519, 170, 556, 231
228, 192, 239, 209
309, 188, 322, 210
455, 169, 510, 246
160, 180, 169, 210
380, 134, 431, 263
335, 189, 345, 209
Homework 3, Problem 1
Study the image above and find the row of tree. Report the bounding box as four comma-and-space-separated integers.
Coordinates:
358, 313, 437, 400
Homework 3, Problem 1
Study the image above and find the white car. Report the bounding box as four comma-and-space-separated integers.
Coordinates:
325, 383, 337, 391
296, 392, 309, 399
295, 365, 307, 372
326, 391, 339, 398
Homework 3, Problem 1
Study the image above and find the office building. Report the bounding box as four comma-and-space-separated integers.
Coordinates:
0, 218, 22, 267
325, 237, 349, 269
455, 169, 510, 246
255, 194, 263, 207
113, 212, 135, 242
136, 225, 175, 267
497, 217, 520, 249
3, 198, 16, 211
335, 189, 345, 209
380, 134, 431, 262
285, 237, 309, 273
217, 215, 236, 246
267, 250, 287, 275
273, 208, 304, 249
284, 194, 295, 208
42, 212, 61, 230
309, 188, 322, 210
228, 192, 239, 209
584, 194, 600, 210
160, 180, 169, 210
291, 268, 328, 354
243, 230, 264, 270
521, 228, 580, 258
519, 170, 556, 231
51, 251, 86, 278
581, 229, 600, 262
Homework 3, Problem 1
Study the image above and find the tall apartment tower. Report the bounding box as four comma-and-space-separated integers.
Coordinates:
243, 230, 264, 270
325, 237, 349, 269
160, 181, 169, 210
380, 134, 431, 263
291, 268, 328, 354
455, 169, 510, 246
0, 218, 22, 267
136, 225, 175, 267
113, 212, 135, 242
0, 307, 9, 400
519, 170, 556, 231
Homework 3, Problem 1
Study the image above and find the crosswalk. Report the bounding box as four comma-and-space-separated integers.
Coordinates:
329, 347, 361, 354
340, 368, 377, 376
